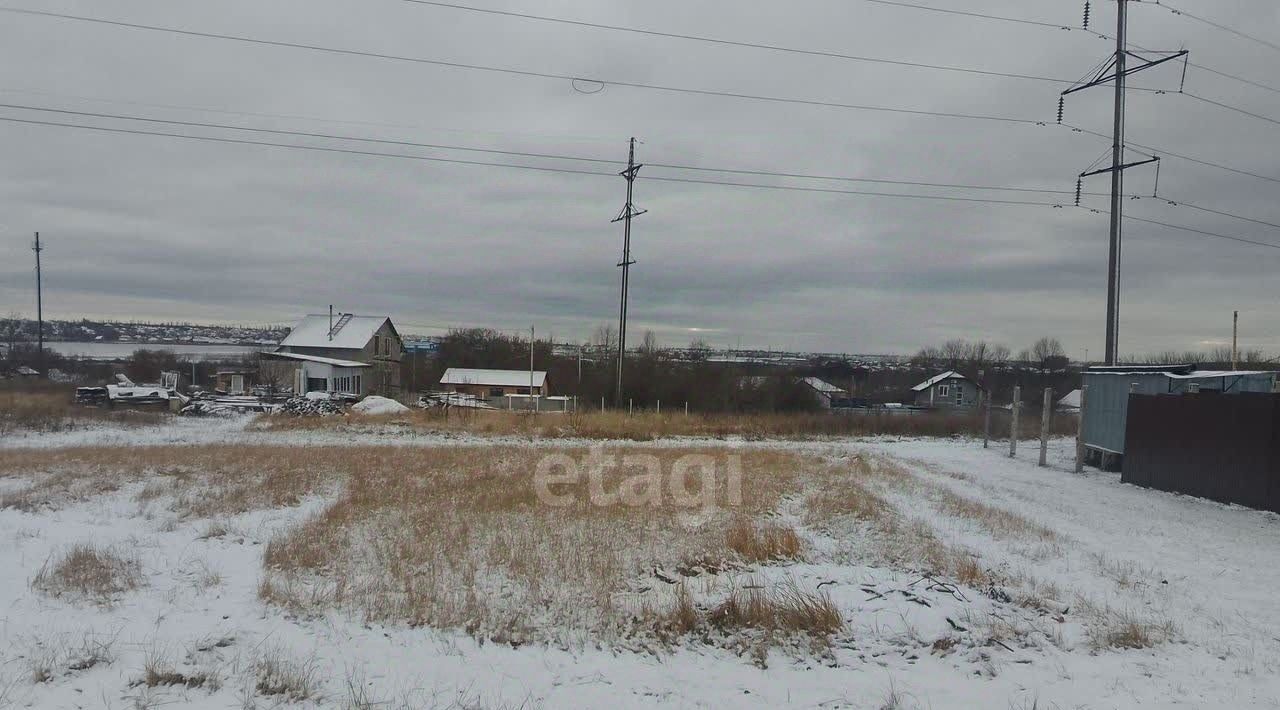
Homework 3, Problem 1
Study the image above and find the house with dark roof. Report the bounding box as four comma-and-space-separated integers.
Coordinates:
260, 313, 403, 397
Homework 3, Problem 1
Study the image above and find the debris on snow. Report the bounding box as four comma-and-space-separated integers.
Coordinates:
278, 396, 346, 417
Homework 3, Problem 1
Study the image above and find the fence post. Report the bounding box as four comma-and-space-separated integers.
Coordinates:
1039, 387, 1052, 467
629, 398, 633, 416
657, 400, 661, 414
685, 401, 689, 416
1075, 385, 1088, 473
982, 397, 991, 449
1009, 385, 1021, 458
601, 396, 605, 412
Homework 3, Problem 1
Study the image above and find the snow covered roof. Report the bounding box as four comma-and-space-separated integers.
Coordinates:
278, 314, 393, 351
262, 351, 371, 368
911, 371, 967, 392
802, 377, 845, 394
441, 368, 547, 388
1083, 369, 1275, 379
1058, 389, 1082, 408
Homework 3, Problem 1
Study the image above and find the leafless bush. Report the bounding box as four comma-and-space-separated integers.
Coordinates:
31, 543, 143, 600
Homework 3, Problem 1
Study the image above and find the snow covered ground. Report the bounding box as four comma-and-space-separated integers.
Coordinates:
1, 419, 1278, 709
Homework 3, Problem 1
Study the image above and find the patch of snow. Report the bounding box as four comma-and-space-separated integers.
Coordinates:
351, 395, 410, 415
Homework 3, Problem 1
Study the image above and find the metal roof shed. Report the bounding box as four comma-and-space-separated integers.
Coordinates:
1081, 365, 1279, 456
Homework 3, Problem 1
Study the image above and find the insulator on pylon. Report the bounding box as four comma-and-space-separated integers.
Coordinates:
1083, 1, 1091, 30
1074, 179, 1083, 207
1057, 96, 1065, 124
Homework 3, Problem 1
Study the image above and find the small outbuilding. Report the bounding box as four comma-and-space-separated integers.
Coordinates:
261, 352, 372, 398
911, 371, 982, 410
214, 369, 257, 395
440, 368, 549, 398
801, 377, 848, 409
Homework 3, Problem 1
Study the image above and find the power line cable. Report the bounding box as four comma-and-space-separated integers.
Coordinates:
0, 113, 1064, 206
5, 110, 1278, 250
0, 100, 1125, 196
1062, 122, 1280, 185
1150, 1, 1280, 55
1122, 212, 1280, 250
0, 7, 1044, 125
0, 114, 620, 178
853, 0, 1071, 30
402, 0, 1074, 84
1152, 195, 1280, 231
1181, 91, 1280, 127
8, 101, 1279, 227
0, 101, 624, 167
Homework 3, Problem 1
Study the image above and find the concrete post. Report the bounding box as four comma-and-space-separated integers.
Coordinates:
1009, 385, 1021, 458
982, 398, 992, 449
1039, 387, 1052, 467
1075, 385, 1088, 473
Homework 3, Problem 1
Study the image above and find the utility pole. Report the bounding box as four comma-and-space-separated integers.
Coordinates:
1105, 0, 1127, 367
1232, 310, 1239, 371
612, 137, 646, 406
1061, 1, 1186, 365
33, 232, 44, 377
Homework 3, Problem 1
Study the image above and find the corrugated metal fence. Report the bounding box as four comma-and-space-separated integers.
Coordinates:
1122, 393, 1280, 513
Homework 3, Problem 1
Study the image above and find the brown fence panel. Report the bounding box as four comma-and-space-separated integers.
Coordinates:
1121, 393, 1280, 513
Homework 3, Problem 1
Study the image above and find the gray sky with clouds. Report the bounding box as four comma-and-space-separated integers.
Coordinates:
1, 0, 1278, 356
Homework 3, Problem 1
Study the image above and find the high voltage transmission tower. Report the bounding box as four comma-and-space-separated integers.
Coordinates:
1060, 0, 1187, 366
612, 138, 645, 406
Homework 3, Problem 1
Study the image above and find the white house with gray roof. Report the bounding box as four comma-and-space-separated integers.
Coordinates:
261, 313, 403, 397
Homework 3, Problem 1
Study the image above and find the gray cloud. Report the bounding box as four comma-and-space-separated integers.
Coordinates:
2, 0, 1279, 356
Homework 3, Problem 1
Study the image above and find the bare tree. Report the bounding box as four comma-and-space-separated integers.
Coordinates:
1, 312, 23, 363
1031, 337, 1067, 372
590, 323, 617, 354
640, 330, 659, 356
688, 338, 711, 361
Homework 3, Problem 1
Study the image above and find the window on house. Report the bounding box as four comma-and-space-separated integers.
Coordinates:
937, 384, 950, 398
490, 387, 504, 398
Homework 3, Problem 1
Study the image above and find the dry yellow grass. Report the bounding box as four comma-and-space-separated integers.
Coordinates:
725, 518, 803, 563
0, 387, 165, 434
257, 446, 819, 646
31, 543, 143, 601
253, 407, 1078, 441
0, 446, 341, 516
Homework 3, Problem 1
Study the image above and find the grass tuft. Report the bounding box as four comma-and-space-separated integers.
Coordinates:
31, 543, 143, 601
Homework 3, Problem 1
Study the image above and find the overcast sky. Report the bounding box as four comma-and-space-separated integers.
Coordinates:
1, 0, 1278, 356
